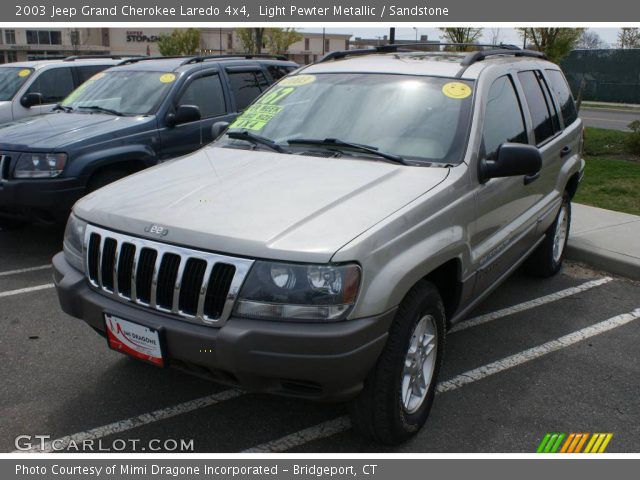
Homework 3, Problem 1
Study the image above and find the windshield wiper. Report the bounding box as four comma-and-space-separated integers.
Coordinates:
287, 138, 408, 165
52, 104, 73, 113
77, 105, 123, 116
227, 130, 286, 153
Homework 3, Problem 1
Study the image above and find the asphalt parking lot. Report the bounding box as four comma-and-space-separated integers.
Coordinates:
1, 223, 639, 453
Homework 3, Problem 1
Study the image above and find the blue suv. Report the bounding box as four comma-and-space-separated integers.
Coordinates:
0, 55, 297, 224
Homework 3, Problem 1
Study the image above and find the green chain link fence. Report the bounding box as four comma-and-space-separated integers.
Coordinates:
561, 49, 640, 104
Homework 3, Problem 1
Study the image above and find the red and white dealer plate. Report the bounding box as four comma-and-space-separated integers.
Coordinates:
104, 314, 164, 367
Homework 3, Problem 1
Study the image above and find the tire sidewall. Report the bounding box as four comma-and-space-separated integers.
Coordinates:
393, 284, 446, 436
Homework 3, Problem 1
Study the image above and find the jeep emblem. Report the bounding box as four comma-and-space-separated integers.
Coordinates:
144, 224, 169, 236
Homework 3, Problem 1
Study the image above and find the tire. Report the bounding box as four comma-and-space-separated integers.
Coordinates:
350, 280, 446, 444
87, 169, 128, 193
525, 194, 571, 278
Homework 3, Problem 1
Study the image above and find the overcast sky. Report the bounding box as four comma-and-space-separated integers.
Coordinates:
299, 27, 621, 47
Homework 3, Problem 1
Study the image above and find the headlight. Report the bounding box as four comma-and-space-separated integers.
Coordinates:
234, 261, 361, 321
14, 153, 67, 178
63, 214, 87, 271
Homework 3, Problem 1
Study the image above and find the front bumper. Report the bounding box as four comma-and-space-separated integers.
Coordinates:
0, 177, 86, 223
53, 252, 394, 402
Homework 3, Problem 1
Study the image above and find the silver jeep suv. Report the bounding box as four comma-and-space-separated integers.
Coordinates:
53, 44, 584, 445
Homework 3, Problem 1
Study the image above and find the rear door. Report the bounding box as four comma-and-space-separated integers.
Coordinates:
515, 70, 565, 215
158, 69, 234, 161
224, 66, 270, 112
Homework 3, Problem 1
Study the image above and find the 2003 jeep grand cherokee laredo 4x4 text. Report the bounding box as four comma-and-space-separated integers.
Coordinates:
53, 44, 585, 445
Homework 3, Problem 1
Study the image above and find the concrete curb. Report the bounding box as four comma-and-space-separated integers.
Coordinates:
566, 242, 640, 281
566, 204, 640, 281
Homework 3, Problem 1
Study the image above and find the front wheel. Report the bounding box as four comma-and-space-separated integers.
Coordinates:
350, 280, 446, 444
525, 194, 571, 277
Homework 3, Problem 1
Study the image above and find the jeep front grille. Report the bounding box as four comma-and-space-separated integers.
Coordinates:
84, 225, 253, 326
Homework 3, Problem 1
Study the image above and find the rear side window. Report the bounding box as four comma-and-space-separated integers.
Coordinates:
227, 70, 268, 110
27, 67, 74, 104
178, 74, 226, 118
546, 69, 578, 127
76, 65, 110, 85
267, 65, 296, 81
482, 75, 528, 159
517, 70, 559, 144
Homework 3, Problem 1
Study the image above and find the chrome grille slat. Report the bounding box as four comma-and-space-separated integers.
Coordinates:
84, 225, 254, 327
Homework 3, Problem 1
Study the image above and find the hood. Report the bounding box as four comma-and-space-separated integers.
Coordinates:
75, 147, 450, 263
0, 112, 152, 150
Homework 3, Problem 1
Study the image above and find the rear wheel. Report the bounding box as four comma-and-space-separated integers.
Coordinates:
350, 280, 446, 444
525, 194, 571, 277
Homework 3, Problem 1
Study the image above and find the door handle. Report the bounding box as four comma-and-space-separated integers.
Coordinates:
524, 172, 540, 185
560, 145, 572, 158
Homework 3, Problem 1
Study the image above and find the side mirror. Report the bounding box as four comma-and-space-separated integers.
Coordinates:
479, 143, 542, 183
166, 104, 201, 127
211, 121, 229, 139
20, 92, 43, 108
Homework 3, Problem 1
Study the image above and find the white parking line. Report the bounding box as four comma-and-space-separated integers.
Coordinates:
244, 307, 640, 452
0, 283, 54, 298
450, 277, 613, 333
0, 264, 51, 277
16, 389, 244, 453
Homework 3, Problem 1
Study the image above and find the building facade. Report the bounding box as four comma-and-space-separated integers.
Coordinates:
0, 28, 109, 62
0, 28, 352, 65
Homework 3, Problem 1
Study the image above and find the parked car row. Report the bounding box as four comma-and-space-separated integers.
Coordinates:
0, 54, 298, 224
49, 44, 585, 445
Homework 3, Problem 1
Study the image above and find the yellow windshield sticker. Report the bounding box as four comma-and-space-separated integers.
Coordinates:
279, 74, 315, 87
159, 73, 176, 83
230, 104, 284, 131
89, 72, 105, 82
442, 82, 472, 99
258, 87, 295, 106
18, 69, 31, 78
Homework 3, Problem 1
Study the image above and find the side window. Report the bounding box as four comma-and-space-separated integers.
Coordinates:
546, 69, 578, 127
178, 74, 226, 119
26, 67, 74, 104
482, 75, 528, 159
267, 65, 296, 81
517, 70, 559, 144
227, 70, 268, 111
75, 65, 109, 85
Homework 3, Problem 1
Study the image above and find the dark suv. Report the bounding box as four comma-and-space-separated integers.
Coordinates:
0, 55, 297, 224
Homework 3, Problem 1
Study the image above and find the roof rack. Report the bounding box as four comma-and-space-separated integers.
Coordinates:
116, 55, 191, 66
180, 53, 290, 65
319, 42, 545, 67
63, 55, 141, 62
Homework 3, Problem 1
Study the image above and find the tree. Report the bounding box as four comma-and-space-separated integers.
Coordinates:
488, 28, 502, 46
438, 28, 483, 50
157, 29, 201, 56
237, 28, 266, 54
517, 28, 584, 63
265, 28, 302, 54
576, 30, 607, 50
618, 28, 640, 49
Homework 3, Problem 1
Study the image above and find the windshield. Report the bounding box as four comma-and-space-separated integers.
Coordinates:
61, 70, 177, 115
0, 67, 34, 101
222, 73, 474, 164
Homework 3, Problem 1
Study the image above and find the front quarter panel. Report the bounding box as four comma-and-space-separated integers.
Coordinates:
333, 165, 475, 319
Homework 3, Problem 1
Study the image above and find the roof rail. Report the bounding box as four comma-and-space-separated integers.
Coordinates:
460, 48, 546, 67
116, 55, 193, 66
63, 55, 141, 62
181, 53, 290, 65
320, 42, 523, 62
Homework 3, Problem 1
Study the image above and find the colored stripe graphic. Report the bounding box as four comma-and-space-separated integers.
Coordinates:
538, 433, 612, 453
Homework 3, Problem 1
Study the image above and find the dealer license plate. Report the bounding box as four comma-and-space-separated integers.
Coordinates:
104, 314, 164, 367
